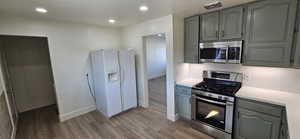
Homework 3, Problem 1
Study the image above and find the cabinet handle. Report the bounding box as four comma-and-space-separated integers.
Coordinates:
281, 126, 285, 136
216, 31, 219, 38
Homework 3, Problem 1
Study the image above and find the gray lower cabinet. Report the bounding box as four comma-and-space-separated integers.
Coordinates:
280, 110, 290, 139
235, 107, 281, 139
234, 98, 289, 139
201, 12, 219, 41
175, 85, 191, 120
184, 16, 199, 63
220, 6, 244, 40
243, 0, 297, 67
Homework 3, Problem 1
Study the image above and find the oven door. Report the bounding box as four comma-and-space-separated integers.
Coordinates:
191, 95, 227, 131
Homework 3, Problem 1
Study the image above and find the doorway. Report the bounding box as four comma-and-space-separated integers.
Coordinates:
0, 35, 57, 122
144, 33, 167, 112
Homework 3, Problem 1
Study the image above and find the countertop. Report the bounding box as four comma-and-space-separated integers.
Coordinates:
176, 78, 202, 87
236, 86, 300, 139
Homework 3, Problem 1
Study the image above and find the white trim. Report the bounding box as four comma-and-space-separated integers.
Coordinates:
10, 124, 16, 139
59, 105, 96, 122
167, 113, 179, 122
148, 73, 166, 80
142, 31, 176, 122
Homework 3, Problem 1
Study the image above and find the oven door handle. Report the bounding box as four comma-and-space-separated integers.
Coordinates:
192, 95, 226, 106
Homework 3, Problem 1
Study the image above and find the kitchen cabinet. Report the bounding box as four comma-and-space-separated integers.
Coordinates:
184, 16, 199, 63
293, 1, 300, 68
201, 12, 219, 41
294, 34, 300, 67
280, 110, 290, 139
175, 85, 191, 120
243, 0, 297, 67
220, 6, 244, 40
201, 6, 244, 42
234, 98, 289, 139
235, 107, 281, 139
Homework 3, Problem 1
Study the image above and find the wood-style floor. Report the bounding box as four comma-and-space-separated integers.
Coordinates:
149, 76, 167, 106
15, 76, 214, 139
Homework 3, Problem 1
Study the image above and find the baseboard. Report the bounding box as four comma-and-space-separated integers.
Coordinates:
59, 105, 96, 122
167, 113, 178, 122
148, 73, 166, 80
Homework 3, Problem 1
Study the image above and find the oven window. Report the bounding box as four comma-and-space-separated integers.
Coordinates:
196, 99, 226, 130
200, 48, 227, 60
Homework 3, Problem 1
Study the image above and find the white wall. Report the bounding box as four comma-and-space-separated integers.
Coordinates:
121, 15, 177, 121
0, 14, 122, 121
145, 35, 167, 79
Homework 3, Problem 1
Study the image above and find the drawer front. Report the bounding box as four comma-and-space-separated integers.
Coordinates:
175, 85, 192, 96
237, 98, 283, 117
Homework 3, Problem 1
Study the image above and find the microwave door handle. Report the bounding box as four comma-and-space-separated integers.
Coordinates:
226, 46, 229, 63
192, 95, 226, 106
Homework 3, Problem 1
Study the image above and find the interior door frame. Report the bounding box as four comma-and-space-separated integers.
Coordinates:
0, 37, 17, 139
141, 31, 177, 121
0, 35, 60, 129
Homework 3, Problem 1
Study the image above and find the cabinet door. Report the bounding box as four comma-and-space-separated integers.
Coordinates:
175, 87, 191, 120
235, 108, 281, 139
201, 12, 219, 41
294, 34, 300, 67
220, 6, 244, 40
184, 16, 199, 63
280, 110, 289, 139
243, 0, 297, 67
294, 0, 300, 68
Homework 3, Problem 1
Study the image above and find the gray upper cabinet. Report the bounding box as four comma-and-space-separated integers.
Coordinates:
220, 6, 244, 40
184, 16, 199, 63
293, 1, 300, 68
294, 34, 300, 67
201, 12, 219, 41
243, 0, 297, 67
235, 107, 281, 139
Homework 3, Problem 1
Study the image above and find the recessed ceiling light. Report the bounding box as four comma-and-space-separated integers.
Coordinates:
108, 19, 116, 24
158, 34, 163, 37
139, 5, 149, 12
35, 7, 47, 13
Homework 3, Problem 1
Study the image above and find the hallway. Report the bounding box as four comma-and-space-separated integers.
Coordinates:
148, 76, 166, 107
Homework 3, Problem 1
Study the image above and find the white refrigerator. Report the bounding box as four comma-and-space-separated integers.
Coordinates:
90, 49, 137, 117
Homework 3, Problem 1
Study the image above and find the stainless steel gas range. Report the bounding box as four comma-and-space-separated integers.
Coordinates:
191, 70, 243, 139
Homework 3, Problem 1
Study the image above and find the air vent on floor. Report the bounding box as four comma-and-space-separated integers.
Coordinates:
204, 1, 223, 10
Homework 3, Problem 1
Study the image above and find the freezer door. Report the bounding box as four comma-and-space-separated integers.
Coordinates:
103, 49, 122, 117
119, 50, 137, 111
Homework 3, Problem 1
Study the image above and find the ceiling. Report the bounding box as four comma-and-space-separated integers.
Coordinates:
0, 0, 256, 27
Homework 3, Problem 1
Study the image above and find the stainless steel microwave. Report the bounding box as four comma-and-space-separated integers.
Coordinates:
199, 41, 242, 64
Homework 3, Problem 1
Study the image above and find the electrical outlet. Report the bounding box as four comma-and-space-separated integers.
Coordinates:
243, 73, 249, 82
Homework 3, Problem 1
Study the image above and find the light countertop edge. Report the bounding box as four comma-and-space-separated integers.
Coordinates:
176, 79, 202, 88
